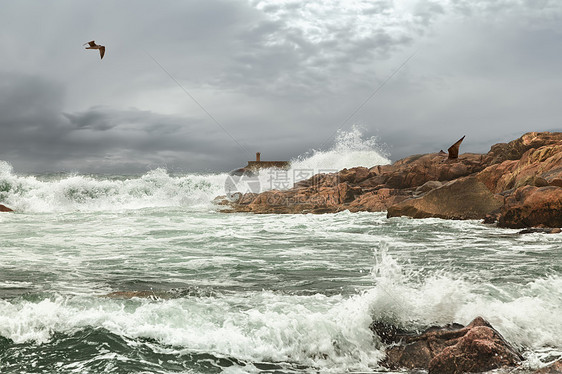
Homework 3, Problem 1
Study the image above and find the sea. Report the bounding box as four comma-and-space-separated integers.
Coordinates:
1, 130, 561, 373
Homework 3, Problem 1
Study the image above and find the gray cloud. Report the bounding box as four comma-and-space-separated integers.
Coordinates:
0, 73, 251, 173
0, 0, 561, 174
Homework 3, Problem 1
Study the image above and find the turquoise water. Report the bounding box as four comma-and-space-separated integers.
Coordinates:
0, 159, 561, 373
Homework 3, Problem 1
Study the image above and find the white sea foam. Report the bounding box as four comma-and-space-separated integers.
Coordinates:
232, 126, 390, 197
0, 292, 383, 372
1, 249, 560, 371
289, 126, 390, 173
0, 128, 390, 213
364, 248, 562, 360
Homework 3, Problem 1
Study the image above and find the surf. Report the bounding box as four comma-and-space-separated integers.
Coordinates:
0, 127, 390, 213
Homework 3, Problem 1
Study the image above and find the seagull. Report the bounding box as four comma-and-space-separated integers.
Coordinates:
83, 40, 105, 59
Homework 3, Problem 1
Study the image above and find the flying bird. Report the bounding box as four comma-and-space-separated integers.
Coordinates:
83, 40, 105, 59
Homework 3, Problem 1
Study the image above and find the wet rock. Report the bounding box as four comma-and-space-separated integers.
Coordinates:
0, 204, 13, 212
104, 290, 169, 300
373, 317, 522, 373
225, 153, 486, 214
518, 227, 561, 234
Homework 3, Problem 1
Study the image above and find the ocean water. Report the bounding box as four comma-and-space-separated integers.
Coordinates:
0, 132, 561, 373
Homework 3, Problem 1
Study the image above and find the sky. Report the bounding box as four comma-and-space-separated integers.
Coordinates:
1, 0, 561, 174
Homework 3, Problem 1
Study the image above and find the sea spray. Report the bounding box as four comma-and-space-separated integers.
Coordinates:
365, 246, 562, 361
239, 126, 390, 197
0, 127, 390, 213
0, 292, 384, 372
0, 166, 229, 213
289, 125, 390, 177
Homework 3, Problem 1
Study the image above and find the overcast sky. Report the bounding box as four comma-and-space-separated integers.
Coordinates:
1, 0, 561, 174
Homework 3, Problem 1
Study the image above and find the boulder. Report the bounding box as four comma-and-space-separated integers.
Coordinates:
414, 180, 444, 196
373, 317, 522, 373
483, 132, 562, 165
387, 176, 504, 220
498, 186, 562, 228
0, 204, 13, 212
347, 188, 409, 212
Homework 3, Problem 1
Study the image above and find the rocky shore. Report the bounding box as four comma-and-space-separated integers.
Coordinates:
221, 131, 562, 228
372, 317, 522, 373
372, 317, 562, 373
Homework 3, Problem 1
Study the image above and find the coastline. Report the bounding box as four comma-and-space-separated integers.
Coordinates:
220, 131, 562, 229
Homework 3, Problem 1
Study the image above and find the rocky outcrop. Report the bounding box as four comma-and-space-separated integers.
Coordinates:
0, 204, 13, 212
372, 317, 522, 373
498, 186, 562, 228
220, 132, 562, 228
387, 175, 504, 220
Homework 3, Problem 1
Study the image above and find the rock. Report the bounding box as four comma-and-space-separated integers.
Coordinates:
373, 317, 522, 373
347, 188, 409, 212
387, 176, 504, 220
534, 360, 562, 373
221, 131, 562, 224
498, 186, 562, 228
483, 132, 562, 165
518, 227, 561, 234
0, 204, 13, 212
338, 167, 372, 184
104, 290, 168, 300
414, 180, 444, 195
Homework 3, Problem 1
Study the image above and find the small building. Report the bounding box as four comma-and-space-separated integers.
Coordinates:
245, 152, 290, 171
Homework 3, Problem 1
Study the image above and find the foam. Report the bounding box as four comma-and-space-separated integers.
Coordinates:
0, 293, 383, 372
0, 127, 390, 213
1, 250, 560, 370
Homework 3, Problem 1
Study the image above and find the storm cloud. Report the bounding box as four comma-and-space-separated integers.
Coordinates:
0, 0, 561, 173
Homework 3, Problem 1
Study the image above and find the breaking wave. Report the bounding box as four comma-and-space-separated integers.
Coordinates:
290, 126, 390, 173
0, 128, 390, 213
0, 249, 559, 372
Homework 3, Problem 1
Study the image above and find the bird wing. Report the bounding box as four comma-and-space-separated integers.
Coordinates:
99, 46, 105, 59
84, 41, 96, 47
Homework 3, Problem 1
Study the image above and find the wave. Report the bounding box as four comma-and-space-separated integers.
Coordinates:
0, 164, 229, 213
0, 251, 560, 371
0, 292, 383, 372
0, 127, 390, 213
289, 125, 390, 173
365, 247, 562, 366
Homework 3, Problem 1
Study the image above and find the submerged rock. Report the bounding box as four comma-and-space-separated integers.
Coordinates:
518, 227, 562, 234
372, 317, 522, 373
103, 290, 169, 300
